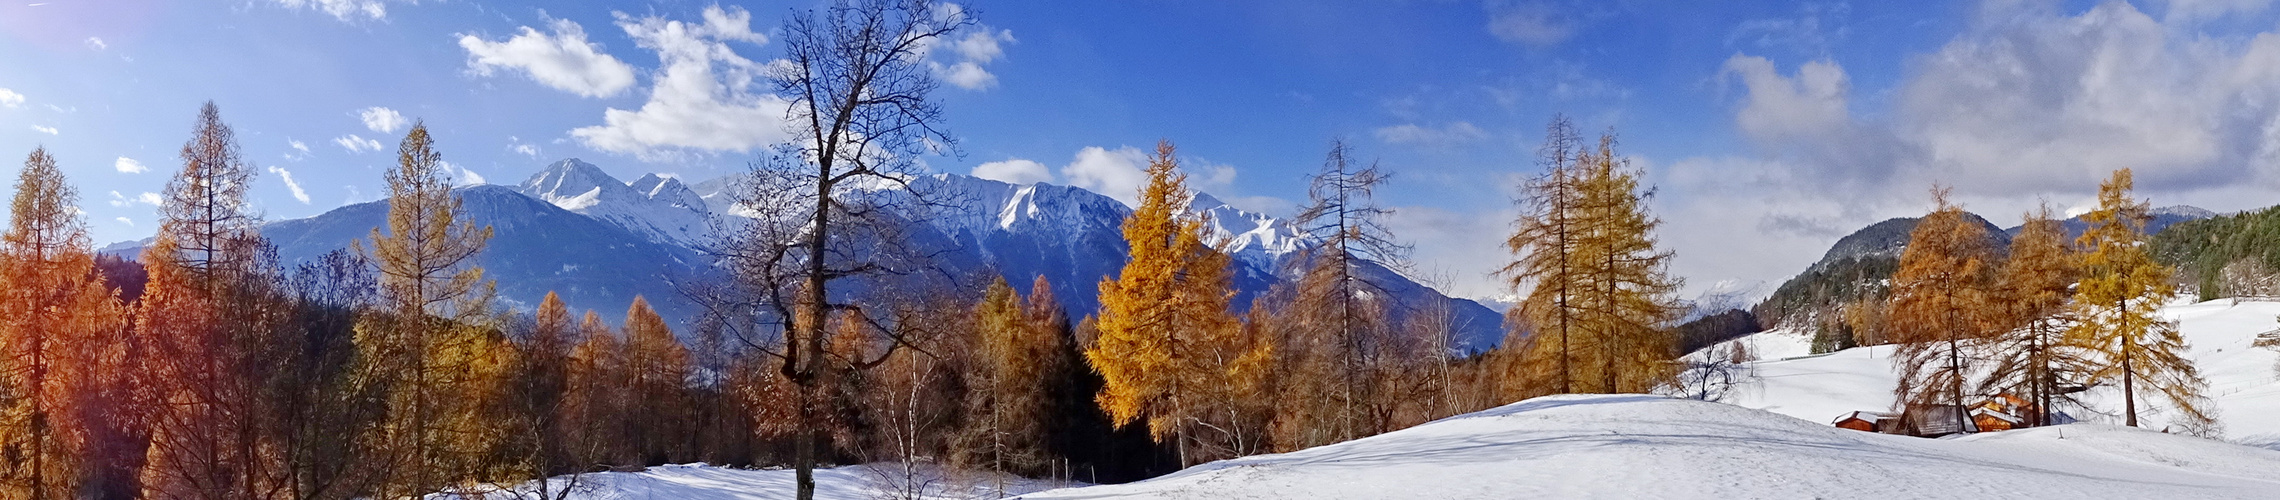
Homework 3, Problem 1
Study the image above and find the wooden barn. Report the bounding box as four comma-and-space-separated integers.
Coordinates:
1832, 411, 1900, 433
1900, 404, 1977, 437
1972, 406, 2024, 432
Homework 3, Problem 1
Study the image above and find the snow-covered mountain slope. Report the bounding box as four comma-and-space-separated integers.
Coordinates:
521, 158, 714, 248
681, 170, 1506, 350
441, 463, 1075, 500
1701, 298, 2280, 446
1020, 394, 2280, 499
260, 184, 709, 330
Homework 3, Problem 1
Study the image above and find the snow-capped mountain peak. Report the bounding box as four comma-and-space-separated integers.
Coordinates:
517, 158, 714, 248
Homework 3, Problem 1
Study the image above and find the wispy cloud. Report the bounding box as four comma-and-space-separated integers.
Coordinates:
0, 88, 22, 108
507, 136, 542, 158
1373, 122, 1489, 150
1486, 1, 1575, 47
108, 191, 161, 207
114, 156, 146, 174
927, 22, 1016, 91
84, 37, 106, 51
267, 166, 311, 204
358, 106, 406, 133
269, 0, 391, 22
334, 134, 383, 153
30, 125, 57, 135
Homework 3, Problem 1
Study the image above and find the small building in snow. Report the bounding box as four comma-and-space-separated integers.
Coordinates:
1901, 404, 1978, 437
1833, 411, 1900, 433
1971, 406, 2024, 432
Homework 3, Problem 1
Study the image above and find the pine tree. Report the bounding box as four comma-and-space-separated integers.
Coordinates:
1569, 133, 1683, 394
0, 147, 124, 499
1498, 115, 1587, 399
512, 292, 577, 478
1087, 140, 1271, 466
1275, 139, 1410, 447
562, 311, 628, 470
353, 120, 511, 496
2069, 169, 2219, 435
138, 102, 293, 500
622, 296, 692, 465
958, 276, 1055, 484
1981, 207, 2088, 427
1887, 187, 1999, 433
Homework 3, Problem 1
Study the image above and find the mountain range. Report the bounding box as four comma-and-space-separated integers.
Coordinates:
107, 159, 1508, 353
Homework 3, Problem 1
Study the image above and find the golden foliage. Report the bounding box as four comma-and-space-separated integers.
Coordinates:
2069, 169, 2219, 435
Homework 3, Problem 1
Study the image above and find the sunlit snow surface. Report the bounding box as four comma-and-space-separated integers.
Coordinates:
1021, 299, 2280, 499
1018, 395, 2280, 499
435, 463, 1076, 500
1714, 299, 2280, 445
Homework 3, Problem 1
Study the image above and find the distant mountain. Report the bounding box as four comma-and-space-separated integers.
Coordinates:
520, 158, 714, 248
1757, 211, 2008, 329
1809, 212, 2010, 275
2001, 205, 2213, 241
107, 160, 1507, 352
1756, 206, 2214, 332
109, 185, 711, 330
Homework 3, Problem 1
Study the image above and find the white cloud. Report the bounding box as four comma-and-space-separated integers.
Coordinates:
1487, 1, 1574, 47
0, 89, 19, 108
358, 106, 406, 133
30, 125, 56, 135
459, 18, 640, 98
335, 134, 384, 153
108, 191, 161, 207
114, 156, 146, 174
267, 166, 311, 204
289, 139, 310, 153
115, 217, 132, 227
1662, 0, 2280, 296
571, 6, 793, 156
509, 137, 542, 158
935, 61, 997, 90
928, 28, 1016, 90
1373, 122, 1490, 149
442, 161, 486, 186
2163, 0, 2274, 23
83, 37, 105, 51
971, 158, 1053, 184
1388, 205, 1520, 300
1060, 146, 1152, 207
269, 0, 389, 21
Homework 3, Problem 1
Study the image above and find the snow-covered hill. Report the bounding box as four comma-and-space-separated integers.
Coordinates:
1019, 394, 2280, 499
1703, 298, 2280, 446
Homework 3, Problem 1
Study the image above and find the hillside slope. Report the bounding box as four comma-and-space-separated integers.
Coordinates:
1707, 299, 2280, 446
1018, 394, 2280, 499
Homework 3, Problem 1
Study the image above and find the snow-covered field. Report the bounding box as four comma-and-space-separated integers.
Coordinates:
1017, 394, 2280, 499
1015, 299, 2280, 499
476, 299, 2280, 499
1716, 298, 2280, 446
438, 463, 1076, 500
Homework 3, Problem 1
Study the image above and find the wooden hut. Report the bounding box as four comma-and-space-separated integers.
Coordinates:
1901, 404, 1976, 437
1833, 411, 1900, 433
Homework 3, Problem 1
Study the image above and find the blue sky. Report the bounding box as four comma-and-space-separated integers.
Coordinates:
5, 0, 2280, 300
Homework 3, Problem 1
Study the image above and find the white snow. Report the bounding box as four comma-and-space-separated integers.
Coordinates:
437, 463, 1077, 500
1018, 394, 2280, 499
1708, 298, 2280, 445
